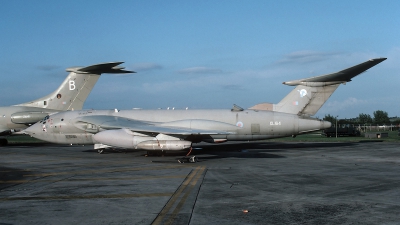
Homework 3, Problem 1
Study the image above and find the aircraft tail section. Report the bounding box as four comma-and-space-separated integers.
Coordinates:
249, 58, 386, 116
16, 62, 134, 111
273, 84, 340, 116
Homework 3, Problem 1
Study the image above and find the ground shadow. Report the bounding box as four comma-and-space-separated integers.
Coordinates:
0, 166, 34, 190
146, 141, 357, 162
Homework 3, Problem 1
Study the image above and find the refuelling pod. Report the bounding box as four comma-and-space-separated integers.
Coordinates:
93, 129, 153, 149
92, 129, 192, 150
11, 112, 49, 124
137, 140, 192, 151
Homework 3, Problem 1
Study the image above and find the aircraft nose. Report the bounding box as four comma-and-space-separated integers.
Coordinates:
24, 122, 42, 135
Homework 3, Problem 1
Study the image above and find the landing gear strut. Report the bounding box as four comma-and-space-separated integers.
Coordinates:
97, 149, 104, 154
178, 148, 198, 163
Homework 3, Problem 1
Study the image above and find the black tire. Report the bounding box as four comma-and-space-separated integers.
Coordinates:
0, 139, 8, 146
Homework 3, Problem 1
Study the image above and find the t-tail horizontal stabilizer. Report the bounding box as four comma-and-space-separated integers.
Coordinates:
250, 58, 386, 116
66, 62, 135, 74
16, 62, 135, 111
282, 58, 387, 86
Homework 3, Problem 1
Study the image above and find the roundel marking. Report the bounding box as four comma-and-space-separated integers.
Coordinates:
299, 89, 308, 98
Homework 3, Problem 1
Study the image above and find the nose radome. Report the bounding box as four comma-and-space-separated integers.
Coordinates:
24, 123, 41, 135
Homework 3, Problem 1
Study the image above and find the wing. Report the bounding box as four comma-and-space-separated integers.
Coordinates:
73, 115, 236, 136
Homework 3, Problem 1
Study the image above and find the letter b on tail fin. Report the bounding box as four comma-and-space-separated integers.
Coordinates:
16, 62, 134, 111
69, 80, 76, 90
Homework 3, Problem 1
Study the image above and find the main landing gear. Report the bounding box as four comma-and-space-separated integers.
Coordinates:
178, 148, 198, 163
97, 148, 123, 154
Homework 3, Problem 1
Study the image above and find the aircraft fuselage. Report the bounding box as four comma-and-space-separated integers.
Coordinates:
0, 106, 60, 135
25, 109, 331, 145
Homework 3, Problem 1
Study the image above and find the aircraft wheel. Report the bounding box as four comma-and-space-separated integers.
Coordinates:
178, 157, 189, 163
189, 156, 197, 163
97, 149, 104, 154
0, 139, 8, 146
147, 151, 156, 156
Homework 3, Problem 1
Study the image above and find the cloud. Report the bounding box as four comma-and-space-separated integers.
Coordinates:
318, 97, 368, 115
275, 51, 343, 65
89, 49, 394, 114
178, 67, 222, 74
139, 72, 237, 94
131, 63, 163, 72
35, 65, 66, 78
36, 65, 61, 71
222, 84, 245, 91
141, 77, 213, 93
383, 47, 400, 69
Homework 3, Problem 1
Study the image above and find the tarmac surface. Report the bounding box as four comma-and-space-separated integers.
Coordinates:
1, 141, 400, 225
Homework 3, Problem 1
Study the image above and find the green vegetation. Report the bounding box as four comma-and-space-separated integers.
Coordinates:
266, 131, 400, 143
4, 136, 46, 144
373, 110, 390, 125
323, 114, 336, 124
358, 113, 373, 124
324, 110, 400, 127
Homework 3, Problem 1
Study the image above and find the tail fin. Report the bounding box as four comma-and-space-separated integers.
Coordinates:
250, 58, 387, 116
16, 62, 134, 110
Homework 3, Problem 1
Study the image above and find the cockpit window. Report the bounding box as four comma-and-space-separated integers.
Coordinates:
40, 115, 50, 123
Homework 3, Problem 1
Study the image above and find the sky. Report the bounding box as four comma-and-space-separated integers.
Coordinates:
0, 0, 399, 119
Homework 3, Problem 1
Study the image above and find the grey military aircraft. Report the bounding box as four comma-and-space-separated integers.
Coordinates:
24, 58, 386, 159
0, 62, 133, 145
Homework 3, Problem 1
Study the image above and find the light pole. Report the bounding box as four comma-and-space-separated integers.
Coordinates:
336, 116, 338, 138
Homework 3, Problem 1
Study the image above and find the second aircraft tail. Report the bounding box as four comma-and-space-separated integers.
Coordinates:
249, 58, 387, 116
16, 62, 134, 111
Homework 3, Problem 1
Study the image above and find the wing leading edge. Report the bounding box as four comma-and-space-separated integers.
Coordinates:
73, 115, 236, 136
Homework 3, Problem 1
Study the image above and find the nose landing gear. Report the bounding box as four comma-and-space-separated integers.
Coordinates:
178, 148, 198, 163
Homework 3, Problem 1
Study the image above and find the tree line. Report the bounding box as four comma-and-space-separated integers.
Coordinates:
323, 110, 400, 126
